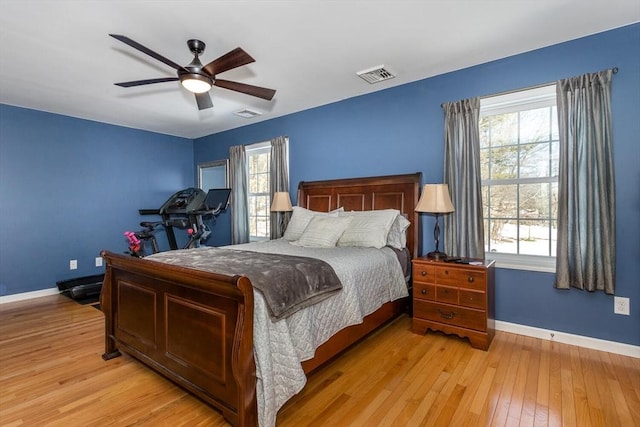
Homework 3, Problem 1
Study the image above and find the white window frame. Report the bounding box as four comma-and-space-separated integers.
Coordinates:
246, 141, 272, 241
480, 84, 558, 273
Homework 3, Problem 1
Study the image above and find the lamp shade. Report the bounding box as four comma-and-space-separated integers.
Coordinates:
415, 184, 455, 213
270, 192, 293, 212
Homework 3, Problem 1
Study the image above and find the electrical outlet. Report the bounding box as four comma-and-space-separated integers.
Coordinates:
614, 296, 630, 315
70, 259, 78, 270
95, 257, 103, 267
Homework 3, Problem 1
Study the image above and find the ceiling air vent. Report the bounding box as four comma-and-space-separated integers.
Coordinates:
356, 65, 395, 84
233, 109, 262, 119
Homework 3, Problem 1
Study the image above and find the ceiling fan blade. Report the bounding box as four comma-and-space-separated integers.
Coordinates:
195, 92, 213, 110
115, 77, 179, 88
202, 48, 255, 76
214, 79, 276, 100
110, 34, 186, 71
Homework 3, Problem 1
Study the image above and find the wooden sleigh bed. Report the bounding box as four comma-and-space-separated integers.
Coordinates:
100, 172, 421, 426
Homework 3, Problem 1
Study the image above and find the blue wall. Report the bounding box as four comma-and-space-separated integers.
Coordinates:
194, 24, 640, 346
0, 106, 194, 295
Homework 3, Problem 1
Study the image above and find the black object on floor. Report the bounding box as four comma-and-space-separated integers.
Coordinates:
57, 274, 104, 306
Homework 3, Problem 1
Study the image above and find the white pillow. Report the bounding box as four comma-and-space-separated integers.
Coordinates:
387, 214, 411, 249
291, 216, 352, 248
337, 209, 399, 249
283, 206, 343, 241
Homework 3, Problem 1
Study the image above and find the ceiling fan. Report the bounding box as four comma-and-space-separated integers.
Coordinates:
109, 34, 276, 110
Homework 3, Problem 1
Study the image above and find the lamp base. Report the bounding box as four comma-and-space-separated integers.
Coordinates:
426, 250, 448, 260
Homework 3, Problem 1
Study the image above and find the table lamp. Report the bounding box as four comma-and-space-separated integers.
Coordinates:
271, 192, 293, 237
415, 184, 455, 259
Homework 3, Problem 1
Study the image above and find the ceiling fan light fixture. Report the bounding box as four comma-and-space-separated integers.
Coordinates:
180, 73, 212, 93
110, 35, 276, 109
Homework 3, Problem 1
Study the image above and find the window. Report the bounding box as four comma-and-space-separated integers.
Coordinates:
480, 85, 558, 272
246, 142, 271, 241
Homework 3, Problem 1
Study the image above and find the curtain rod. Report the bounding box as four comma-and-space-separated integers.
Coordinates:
441, 67, 618, 108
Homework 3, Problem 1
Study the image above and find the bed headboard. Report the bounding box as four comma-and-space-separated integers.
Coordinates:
297, 172, 422, 259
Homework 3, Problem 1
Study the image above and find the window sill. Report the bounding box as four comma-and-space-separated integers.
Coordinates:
485, 252, 556, 273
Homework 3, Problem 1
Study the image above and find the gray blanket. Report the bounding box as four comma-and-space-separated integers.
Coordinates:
147, 247, 343, 320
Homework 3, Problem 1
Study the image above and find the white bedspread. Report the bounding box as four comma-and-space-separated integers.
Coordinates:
225, 239, 408, 427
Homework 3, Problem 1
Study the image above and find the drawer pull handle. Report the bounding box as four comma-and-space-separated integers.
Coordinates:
421, 288, 427, 295
444, 270, 449, 275
438, 309, 456, 320
468, 276, 474, 283
421, 271, 427, 276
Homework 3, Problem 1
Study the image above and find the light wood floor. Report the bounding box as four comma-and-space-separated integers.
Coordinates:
1, 295, 638, 426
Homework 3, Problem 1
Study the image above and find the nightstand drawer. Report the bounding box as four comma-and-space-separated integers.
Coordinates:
414, 283, 435, 301
459, 289, 485, 310
435, 285, 458, 304
413, 263, 435, 283
436, 267, 485, 289
414, 300, 486, 331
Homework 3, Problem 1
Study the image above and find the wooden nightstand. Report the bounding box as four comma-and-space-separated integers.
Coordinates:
411, 257, 495, 350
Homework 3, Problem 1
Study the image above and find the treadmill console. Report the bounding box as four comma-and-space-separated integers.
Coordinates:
159, 188, 206, 215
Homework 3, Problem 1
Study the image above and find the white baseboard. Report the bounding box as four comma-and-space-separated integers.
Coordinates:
0, 287, 60, 304
495, 320, 640, 358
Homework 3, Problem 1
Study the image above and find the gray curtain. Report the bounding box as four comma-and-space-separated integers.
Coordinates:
442, 97, 485, 259
229, 144, 250, 244
555, 70, 616, 294
269, 136, 290, 239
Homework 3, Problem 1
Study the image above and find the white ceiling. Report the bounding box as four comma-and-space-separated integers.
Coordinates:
1, 1, 638, 139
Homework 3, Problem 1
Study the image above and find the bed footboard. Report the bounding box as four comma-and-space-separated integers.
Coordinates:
100, 250, 257, 427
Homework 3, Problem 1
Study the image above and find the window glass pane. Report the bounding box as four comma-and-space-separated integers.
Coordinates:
256, 194, 268, 213
256, 171, 269, 193
480, 148, 490, 180
489, 113, 518, 146
481, 186, 489, 217
519, 142, 550, 178
257, 152, 269, 172
251, 218, 258, 237
551, 106, 559, 140
256, 218, 269, 238
489, 184, 517, 218
484, 219, 490, 252
488, 219, 517, 254
519, 183, 549, 218
520, 108, 550, 143
479, 117, 491, 148
519, 220, 550, 255
249, 175, 258, 193
551, 140, 560, 177
489, 146, 519, 179
551, 182, 558, 218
